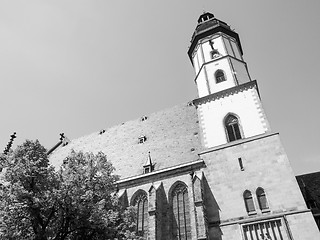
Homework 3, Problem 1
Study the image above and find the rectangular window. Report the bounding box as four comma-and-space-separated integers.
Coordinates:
172, 186, 191, 240
143, 201, 148, 234
138, 136, 147, 144
234, 125, 242, 140
258, 195, 268, 210
144, 167, 150, 174
238, 158, 244, 171
226, 126, 236, 141
245, 197, 255, 213
137, 201, 143, 232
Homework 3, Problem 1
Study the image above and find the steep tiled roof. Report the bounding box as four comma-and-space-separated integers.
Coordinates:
296, 172, 320, 210
49, 103, 202, 179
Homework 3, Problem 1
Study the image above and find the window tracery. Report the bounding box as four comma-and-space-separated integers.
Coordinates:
132, 191, 148, 237
225, 114, 242, 142
171, 183, 191, 240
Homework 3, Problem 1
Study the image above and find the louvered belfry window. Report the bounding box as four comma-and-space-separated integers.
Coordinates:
225, 114, 242, 142
256, 188, 268, 210
172, 183, 191, 240
243, 219, 289, 240
215, 69, 226, 83
133, 192, 148, 237
244, 190, 255, 213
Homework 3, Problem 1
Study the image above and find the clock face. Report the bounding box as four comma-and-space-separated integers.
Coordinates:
211, 50, 221, 59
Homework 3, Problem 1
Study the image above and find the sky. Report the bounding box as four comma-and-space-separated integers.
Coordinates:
0, 0, 319, 175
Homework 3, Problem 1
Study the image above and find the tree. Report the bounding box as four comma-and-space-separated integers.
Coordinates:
0, 140, 58, 240
0, 140, 138, 240
54, 150, 138, 240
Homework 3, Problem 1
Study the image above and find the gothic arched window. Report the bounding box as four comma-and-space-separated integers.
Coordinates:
171, 183, 191, 240
225, 114, 242, 142
244, 190, 255, 213
256, 188, 268, 211
215, 69, 226, 83
132, 191, 148, 237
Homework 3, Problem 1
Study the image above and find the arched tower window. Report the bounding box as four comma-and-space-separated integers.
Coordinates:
132, 190, 148, 237
215, 69, 226, 83
256, 188, 269, 211
171, 182, 191, 240
244, 190, 255, 213
225, 114, 242, 142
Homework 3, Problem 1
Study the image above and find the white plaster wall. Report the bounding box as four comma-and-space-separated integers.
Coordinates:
192, 45, 204, 75
195, 69, 209, 97
223, 37, 235, 57
230, 58, 251, 84
196, 45, 204, 69
199, 88, 268, 148
230, 40, 242, 60
193, 52, 200, 74
206, 58, 237, 94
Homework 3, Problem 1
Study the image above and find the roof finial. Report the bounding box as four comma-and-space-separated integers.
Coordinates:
47, 132, 70, 155
148, 151, 152, 165
201, 2, 206, 14
3, 132, 16, 155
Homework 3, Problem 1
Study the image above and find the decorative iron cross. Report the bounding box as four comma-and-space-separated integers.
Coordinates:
209, 40, 214, 50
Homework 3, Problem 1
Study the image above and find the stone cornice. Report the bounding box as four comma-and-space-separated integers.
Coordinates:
198, 132, 279, 156
209, 208, 311, 227
116, 159, 206, 189
193, 55, 247, 84
192, 80, 257, 106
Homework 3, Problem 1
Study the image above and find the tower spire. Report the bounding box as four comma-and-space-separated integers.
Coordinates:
190, 12, 269, 148
188, 12, 250, 98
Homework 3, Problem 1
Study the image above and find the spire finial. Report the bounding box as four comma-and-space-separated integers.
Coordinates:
148, 151, 152, 165
3, 132, 16, 155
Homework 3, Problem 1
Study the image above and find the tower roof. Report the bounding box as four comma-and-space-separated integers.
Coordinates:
188, 12, 243, 63
197, 12, 215, 24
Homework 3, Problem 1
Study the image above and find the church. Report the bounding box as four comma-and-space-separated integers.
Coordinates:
49, 12, 320, 240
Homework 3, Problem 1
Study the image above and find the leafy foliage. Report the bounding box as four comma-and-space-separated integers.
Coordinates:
0, 140, 138, 240
0, 140, 57, 240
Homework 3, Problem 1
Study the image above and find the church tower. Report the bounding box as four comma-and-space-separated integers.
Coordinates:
189, 12, 320, 239
189, 12, 269, 148
48, 11, 320, 240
